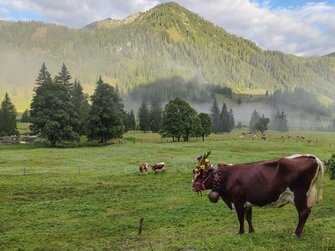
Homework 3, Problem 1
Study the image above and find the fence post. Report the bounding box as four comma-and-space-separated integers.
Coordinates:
137, 217, 144, 240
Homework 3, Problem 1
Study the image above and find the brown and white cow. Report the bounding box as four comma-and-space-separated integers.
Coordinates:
139, 163, 149, 175
192, 154, 324, 236
152, 162, 165, 175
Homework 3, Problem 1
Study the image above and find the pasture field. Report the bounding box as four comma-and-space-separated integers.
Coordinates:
0, 131, 335, 251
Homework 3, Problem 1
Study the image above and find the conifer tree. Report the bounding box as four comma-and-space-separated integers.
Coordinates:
73, 79, 90, 135
219, 103, 230, 132
0, 92, 18, 136
149, 99, 162, 133
20, 109, 30, 123
228, 108, 235, 131
55, 63, 73, 94
138, 101, 150, 132
30, 77, 80, 146
87, 77, 124, 144
271, 110, 288, 132
128, 110, 136, 131
210, 96, 220, 133
35, 63, 52, 86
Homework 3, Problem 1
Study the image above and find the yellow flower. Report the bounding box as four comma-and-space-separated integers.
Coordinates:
205, 159, 209, 163
200, 165, 205, 169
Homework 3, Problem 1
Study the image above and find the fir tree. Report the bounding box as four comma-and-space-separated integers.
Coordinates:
30, 80, 80, 146
20, 109, 30, 123
271, 110, 288, 132
73, 79, 90, 135
55, 63, 73, 96
219, 103, 230, 132
35, 63, 52, 86
149, 99, 162, 133
87, 77, 125, 144
228, 108, 235, 131
128, 110, 136, 131
138, 101, 150, 132
210, 96, 220, 133
0, 92, 18, 136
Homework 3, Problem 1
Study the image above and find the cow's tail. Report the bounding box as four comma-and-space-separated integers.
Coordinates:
307, 156, 324, 207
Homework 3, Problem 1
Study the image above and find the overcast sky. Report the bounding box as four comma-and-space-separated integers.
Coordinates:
1, 0, 335, 56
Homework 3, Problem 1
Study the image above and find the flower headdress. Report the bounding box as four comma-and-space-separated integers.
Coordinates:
196, 151, 211, 170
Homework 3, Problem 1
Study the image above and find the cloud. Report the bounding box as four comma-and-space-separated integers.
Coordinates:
0, 0, 159, 27
169, 0, 335, 56
0, 0, 334, 56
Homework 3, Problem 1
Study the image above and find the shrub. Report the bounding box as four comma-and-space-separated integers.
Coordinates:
328, 153, 335, 180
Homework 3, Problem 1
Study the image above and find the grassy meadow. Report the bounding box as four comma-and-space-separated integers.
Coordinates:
0, 131, 335, 250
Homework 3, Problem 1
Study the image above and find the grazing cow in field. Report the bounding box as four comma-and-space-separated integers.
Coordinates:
139, 163, 149, 174
192, 154, 324, 236
152, 162, 165, 174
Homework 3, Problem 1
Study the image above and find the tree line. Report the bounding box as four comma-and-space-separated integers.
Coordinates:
0, 63, 215, 145
28, 63, 128, 146
2, 62, 335, 143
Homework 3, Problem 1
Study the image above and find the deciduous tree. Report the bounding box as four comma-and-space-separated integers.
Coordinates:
197, 113, 211, 141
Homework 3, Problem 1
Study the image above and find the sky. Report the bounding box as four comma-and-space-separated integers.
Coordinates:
0, 0, 335, 56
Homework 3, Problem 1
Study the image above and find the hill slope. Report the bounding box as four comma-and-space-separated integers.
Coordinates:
0, 2, 335, 111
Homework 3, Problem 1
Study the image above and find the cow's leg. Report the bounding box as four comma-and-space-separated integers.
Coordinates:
293, 193, 311, 237
245, 207, 255, 233
235, 203, 245, 234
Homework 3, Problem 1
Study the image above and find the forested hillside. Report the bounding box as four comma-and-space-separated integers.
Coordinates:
1, 2, 335, 111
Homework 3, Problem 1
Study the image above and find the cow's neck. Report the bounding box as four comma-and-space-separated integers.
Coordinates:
213, 168, 234, 209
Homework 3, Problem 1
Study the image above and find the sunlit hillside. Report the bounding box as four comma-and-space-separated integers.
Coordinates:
0, 2, 335, 111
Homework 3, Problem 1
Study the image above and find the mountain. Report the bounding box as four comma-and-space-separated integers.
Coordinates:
0, 2, 335, 111
325, 52, 335, 57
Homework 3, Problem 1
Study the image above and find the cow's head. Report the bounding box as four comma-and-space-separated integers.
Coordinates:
192, 151, 215, 192
192, 166, 215, 192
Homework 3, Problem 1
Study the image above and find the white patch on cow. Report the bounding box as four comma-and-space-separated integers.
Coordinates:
244, 202, 253, 208
264, 188, 295, 208
244, 188, 295, 209
155, 162, 164, 166
285, 154, 313, 159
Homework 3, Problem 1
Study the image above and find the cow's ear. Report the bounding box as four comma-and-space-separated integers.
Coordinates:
193, 168, 201, 174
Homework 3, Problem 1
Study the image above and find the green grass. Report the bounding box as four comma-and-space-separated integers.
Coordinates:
0, 131, 335, 250
16, 122, 31, 134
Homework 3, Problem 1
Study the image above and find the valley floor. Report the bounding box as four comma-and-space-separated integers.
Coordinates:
0, 131, 335, 250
